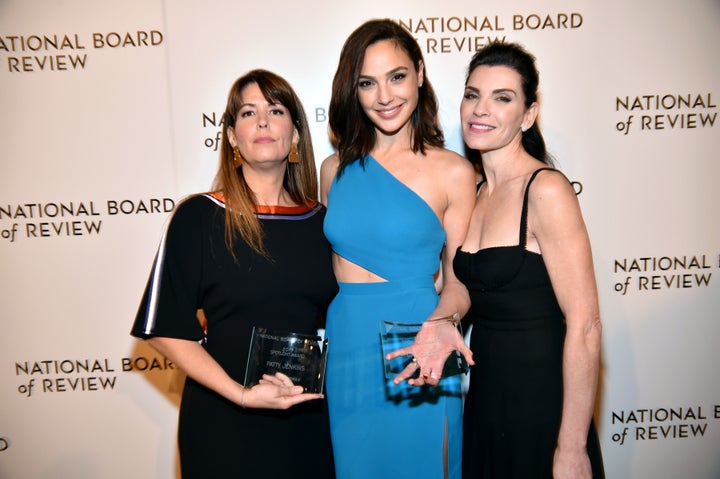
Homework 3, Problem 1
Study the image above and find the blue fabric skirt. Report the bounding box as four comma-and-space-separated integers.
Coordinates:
325, 279, 463, 478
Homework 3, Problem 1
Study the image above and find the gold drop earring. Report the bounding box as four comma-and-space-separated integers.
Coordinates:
288, 142, 300, 163
233, 146, 243, 168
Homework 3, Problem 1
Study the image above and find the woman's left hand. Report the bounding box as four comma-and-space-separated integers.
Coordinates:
385, 317, 473, 387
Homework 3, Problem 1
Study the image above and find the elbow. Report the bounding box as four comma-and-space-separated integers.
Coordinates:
584, 314, 602, 355
146, 336, 168, 355
585, 313, 602, 336
565, 312, 602, 356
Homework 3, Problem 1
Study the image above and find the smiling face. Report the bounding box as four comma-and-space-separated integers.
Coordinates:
460, 65, 537, 154
227, 82, 298, 165
356, 39, 424, 137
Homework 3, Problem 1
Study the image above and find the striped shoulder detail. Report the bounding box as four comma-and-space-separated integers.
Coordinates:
256, 201, 322, 220
201, 193, 320, 219
203, 193, 226, 208
137, 222, 169, 336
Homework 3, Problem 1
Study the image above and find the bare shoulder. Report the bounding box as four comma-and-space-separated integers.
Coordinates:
319, 153, 340, 204
426, 146, 468, 165
527, 168, 585, 236
426, 147, 475, 180
528, 168, 576, 202
320, 153, 340, 178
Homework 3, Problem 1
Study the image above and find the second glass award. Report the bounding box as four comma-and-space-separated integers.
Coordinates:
380, 319, 469, 379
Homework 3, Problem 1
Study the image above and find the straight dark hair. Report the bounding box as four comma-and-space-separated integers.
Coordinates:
464, 41, 554, 170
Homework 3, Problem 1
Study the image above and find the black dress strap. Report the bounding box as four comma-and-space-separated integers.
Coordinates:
519, 168, 555, 248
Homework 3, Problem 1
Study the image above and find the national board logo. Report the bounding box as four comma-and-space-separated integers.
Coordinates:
13, 356, 177, 398
397, 13, 584, 54
609, 404, 720, 445
612, 254, 715, 295
0, 198, 174, 243
614, 92, 717, 135
0, 30, 164, 73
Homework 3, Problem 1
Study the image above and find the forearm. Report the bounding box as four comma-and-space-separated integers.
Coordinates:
428, 279, 470, 320
557, 317, 602, 450
147, 336, 244, 405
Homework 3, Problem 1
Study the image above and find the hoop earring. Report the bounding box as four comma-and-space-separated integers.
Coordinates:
233, 146, 243, 168
288, 142, 300, 164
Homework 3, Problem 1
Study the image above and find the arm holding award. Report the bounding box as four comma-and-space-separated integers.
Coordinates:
383, 151, 476, 387
146, 336, 322, 409
130, 70, 338, 479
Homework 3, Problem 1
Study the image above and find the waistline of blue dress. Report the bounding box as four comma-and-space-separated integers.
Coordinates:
337, 276, 434, 295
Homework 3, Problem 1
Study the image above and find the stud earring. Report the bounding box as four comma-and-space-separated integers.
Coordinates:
233, 146, 243, 168
521, 125, 528, 133
288, 142, 300, 163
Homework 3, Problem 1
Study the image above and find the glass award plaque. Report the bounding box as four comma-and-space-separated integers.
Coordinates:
380, 319, 469, 379
244, 327, 328, 393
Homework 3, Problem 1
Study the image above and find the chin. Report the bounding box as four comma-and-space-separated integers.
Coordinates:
375, 119, 411, 136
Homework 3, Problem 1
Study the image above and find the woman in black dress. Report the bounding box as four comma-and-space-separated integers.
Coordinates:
453, 42, 605, 478
131, 69, 337, 478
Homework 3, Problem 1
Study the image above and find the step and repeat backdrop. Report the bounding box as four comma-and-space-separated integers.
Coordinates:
1, 0, 718, 477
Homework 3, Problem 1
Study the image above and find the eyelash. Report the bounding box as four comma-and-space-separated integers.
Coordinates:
239, 108, 285, 117
358, 73, 407, 89
462, 92, 512, 103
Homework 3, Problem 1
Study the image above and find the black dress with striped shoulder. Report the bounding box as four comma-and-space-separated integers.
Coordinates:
131, 194, 337, 479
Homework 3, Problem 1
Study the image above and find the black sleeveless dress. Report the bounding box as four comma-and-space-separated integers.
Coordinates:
453, 168, 604, 478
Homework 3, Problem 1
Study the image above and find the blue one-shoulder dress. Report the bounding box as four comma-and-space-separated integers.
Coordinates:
324, 156, 463, 478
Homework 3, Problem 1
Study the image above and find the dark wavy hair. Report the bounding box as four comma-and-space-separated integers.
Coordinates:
464, 41, 554, 170
329, 18, 444, 176
213, 69, 317, 258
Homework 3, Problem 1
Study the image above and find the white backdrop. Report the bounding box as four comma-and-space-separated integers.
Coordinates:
1, 1, 718, 477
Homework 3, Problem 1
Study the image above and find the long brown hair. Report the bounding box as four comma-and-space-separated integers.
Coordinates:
212, 69, 317, 258
329, 19, 445, 177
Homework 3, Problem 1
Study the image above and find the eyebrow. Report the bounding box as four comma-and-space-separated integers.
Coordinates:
464, 85, 518, 95
359, 66, 409, 80
239, 100, 282, 108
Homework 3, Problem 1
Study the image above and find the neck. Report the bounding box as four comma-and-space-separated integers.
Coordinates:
373, 122, 414, 151
480, 139, 528, 186
242, 165, 291, 206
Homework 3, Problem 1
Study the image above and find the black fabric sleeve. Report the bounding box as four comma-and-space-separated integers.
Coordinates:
130, 196, 207, 341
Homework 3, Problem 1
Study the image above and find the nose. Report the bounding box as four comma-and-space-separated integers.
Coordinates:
256, 111, 269, 128
472, 97, 489, 117
377, 83, 393, 106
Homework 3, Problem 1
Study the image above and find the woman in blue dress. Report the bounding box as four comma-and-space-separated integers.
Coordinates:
320, 19, 477, 478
